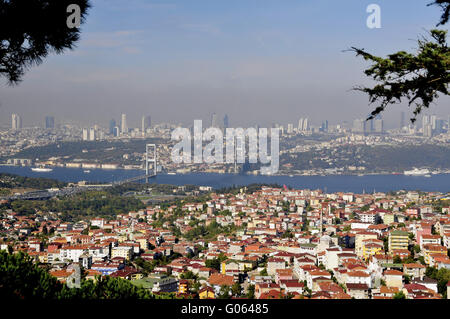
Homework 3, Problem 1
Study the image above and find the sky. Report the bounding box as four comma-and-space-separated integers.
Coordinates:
0, 0, 449, 129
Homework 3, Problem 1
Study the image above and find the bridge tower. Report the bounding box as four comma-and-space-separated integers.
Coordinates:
145, 144, 157, 183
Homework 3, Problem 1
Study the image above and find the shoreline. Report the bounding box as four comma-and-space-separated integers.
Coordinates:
1, 164, 450, 177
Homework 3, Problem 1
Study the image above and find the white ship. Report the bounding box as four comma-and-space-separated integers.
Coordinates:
31, 167, 53, 173
404, 168, 430, 176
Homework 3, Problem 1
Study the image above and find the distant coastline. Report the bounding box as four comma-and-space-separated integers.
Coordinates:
1, 165, 450, 194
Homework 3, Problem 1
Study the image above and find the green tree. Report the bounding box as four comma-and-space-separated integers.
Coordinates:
0, 250, 63, 298
393, 255, 402, 264
393, 291, 406, 299
231, 282, 242, 297
0, 251, 152, 299
246, 284, 255, 299
351, 1, 450, 122
259, 268, 268, 276
217, 285, 231, 299
0, 0, 91, 84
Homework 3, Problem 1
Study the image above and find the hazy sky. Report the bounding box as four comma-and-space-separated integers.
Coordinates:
0, 0, 449, 129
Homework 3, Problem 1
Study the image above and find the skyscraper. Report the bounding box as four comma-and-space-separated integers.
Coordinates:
303, 118, 309, 131
45, 116, 55, 129
320, 120, 328, 132
422, 115, 430, 129
141, 115, 151, 135
11, 114, 22, 130
287, 123, 294, 134
352, 119, 366, 133
82, 128, 89, 140
211, 113, 218, 128
298, 118, 304, 131
89, 127, 96, 141
223, 114, 229, 129
121, 114, 127, 134
374, 119, 384, 133
113, 126, 120, 137
109, 119, 116, 135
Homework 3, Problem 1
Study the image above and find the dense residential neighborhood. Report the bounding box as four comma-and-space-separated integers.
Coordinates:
1, 185, 450, 299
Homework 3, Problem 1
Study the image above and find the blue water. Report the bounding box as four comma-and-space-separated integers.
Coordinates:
0, 165, 449, 194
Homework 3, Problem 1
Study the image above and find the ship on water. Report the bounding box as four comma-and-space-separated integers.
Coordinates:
404, 168, 430, 176
31, 167, 53, 173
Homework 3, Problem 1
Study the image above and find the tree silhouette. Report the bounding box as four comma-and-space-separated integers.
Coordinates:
0, 0, 91, 84
351, 1, 449, 123
0, 251, 152, 299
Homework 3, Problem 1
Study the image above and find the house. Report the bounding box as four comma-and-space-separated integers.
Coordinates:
384, 269, 403, 289
275, 269, 293, 284
346, 283, 369, 299
267, 258, 286, 276
111, 246, 133, 260
208, 273, 234, 293
375, 286, 399, 298
403, 263, 426, 280
199, 286, 215, 299
255, 283, 281, 299
355, 231, 378, 258
49, 269, 74, 283
346, 270, 372, 288
110, 266, 142, 280
279, 280, 304, 294
412, 278, 438, 293
420, 234, 441, 249
388, 230, 409, 252
402, 283, 435, 299
221, 260, 240, 274
422, 244, 447, 265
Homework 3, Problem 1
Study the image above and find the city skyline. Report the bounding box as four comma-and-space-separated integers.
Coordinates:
0, 0, 449, 128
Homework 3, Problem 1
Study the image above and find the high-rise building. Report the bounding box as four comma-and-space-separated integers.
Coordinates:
373, 119, 384, 133
287, 123, 294, 134
11, 114, 22, 130
82, 128, 89, 141
436, 119, 445, 134
352, 119, 366, 133
45, 116, 55, 129
211, 113, 218, 128
298, 118, 309, 132
141, 115, 151, 135
113, 126, 120, 137
320, 120, 328, 132
89, 128, 96, 141
298, 118, 304, 131
109, 119, 116, 135
431, 115, 437, 130
422, 115, 430, 130
388, 230, 409, 252
303, 118, 309, 131
121, 114, 127, 134
423, 124, 433, 137
223, 114, 229, 129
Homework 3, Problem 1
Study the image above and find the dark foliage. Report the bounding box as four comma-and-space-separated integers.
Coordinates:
351, 1, 449, 122
0, 0, 90, 84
